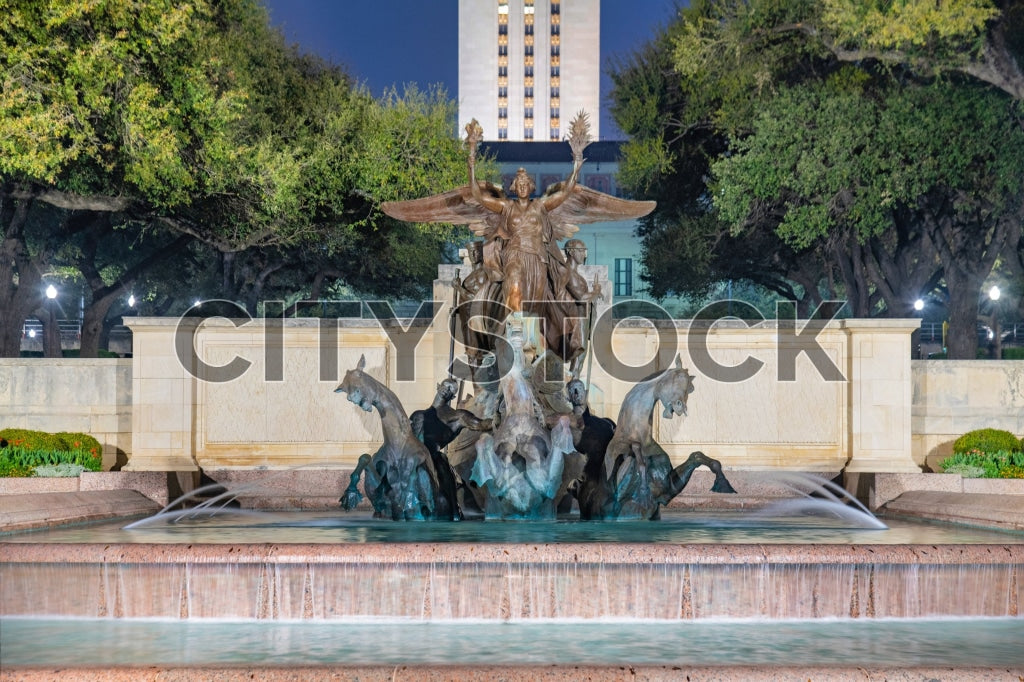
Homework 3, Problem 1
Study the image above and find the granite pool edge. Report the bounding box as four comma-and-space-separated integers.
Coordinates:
2, 541, 1022, 565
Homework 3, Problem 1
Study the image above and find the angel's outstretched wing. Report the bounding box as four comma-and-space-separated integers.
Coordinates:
545, 183, 656, 240
381, 182, 507, 237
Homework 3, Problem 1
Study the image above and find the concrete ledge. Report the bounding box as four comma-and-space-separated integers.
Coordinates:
881, 490, 1024, 532
874, 473, 1024, 510
0, 472, 171, 506
79, 471, 170, 506
0, 478, 80, 495
0, 490, 160, 533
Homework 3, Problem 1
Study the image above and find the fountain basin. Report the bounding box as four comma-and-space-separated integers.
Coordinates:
3, 539, 1021, 621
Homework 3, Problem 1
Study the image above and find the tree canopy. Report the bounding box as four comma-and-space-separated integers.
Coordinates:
610, 0, 1024, 358
1, 0, 473, 356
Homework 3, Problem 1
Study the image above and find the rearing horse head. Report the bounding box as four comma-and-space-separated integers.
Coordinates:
658, 356, 695, 420
335, 354, 375, 412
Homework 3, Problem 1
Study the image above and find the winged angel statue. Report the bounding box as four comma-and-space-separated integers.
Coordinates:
382, 112, 654, 365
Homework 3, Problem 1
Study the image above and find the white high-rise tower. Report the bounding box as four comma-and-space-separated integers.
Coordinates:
459, 0, 600, 142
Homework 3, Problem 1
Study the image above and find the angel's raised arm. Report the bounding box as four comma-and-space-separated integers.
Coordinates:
466, 120, 506, 214
542, 111, 590, 212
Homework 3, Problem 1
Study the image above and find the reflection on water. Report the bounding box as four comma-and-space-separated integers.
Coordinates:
3, 616, 1023, 666
3, 509, 1022, 544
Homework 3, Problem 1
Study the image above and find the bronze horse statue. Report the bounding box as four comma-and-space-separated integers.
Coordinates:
576, 358, 735, 520
335, 355, 458, 520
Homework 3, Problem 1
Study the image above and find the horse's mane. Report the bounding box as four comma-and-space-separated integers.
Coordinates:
635, 367, 671, 385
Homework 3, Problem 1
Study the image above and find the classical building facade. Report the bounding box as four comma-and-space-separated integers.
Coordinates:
459, 0, 600, 142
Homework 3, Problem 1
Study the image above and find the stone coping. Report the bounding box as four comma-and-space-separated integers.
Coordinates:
123, 315, 923, 330
881, 490, 1024, 532
1, 666, 1018, 681
124, 316, 424, 329
0, 472, 171, 506
0, 358, 132, 367
874, 473, 1024, 509
2, 541, 1020, 566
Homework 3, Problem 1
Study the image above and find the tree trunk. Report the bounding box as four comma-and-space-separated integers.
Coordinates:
80, 295, 119, 358
923, 195, 1017, 358
944, 269, 983, 359
0, 188, 45, 357
75, 226, 192, 357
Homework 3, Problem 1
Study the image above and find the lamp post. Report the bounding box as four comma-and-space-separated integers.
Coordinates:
989, 286, 1002, 360
43, 284, 60, 358
912, 299, 925, 358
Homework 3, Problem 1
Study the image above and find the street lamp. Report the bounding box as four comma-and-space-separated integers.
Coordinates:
988, 285, 1003, 359
43, 284, 59, 357
128, 294, 136, 308
913, 299, 924, 312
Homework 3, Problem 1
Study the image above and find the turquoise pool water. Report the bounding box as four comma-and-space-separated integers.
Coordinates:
3, 616, 1022, 667
3, 509, 1021, 544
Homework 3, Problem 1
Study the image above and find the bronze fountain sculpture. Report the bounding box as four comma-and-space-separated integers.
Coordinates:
337, 112, 735, 521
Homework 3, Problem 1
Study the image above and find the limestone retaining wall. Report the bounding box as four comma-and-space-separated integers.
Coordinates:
11, 321, 1021, 475
0, 358, 131, 470
911, 359, 1024, 465
119, 314, 921, 473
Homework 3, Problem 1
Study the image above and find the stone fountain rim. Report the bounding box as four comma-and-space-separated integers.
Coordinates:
2, 541, 1020, 565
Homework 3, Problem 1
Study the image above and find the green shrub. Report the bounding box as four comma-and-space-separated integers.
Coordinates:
0, 428, 66, 452
1002, 347, 1024, 360
0, 460, 32, 477
940, 450, 1024, 478
55, 432, 102, 461
998, 464, 1024, 478
0, 428, 104, 477
952, 428, 1022, 455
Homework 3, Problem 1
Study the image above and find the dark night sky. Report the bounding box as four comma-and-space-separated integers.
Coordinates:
261, 0, 681, 139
